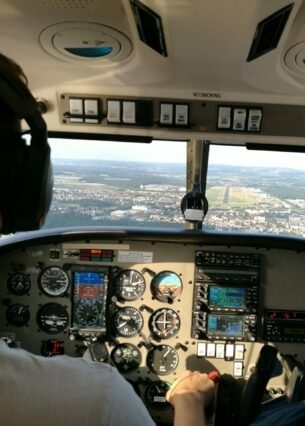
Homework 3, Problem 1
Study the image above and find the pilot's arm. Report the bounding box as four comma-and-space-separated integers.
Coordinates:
166, 370, 216, 426
0, 340, 155, 426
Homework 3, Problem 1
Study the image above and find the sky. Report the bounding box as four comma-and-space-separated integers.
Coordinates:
49, 138, 305, 170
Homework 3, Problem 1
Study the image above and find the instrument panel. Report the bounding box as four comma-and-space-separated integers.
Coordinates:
1, 230, 305, 424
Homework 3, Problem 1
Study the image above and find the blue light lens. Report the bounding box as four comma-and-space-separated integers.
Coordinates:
65, 47, 113, 57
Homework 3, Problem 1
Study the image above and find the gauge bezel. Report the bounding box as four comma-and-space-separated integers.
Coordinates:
144, 380, 172, 409
151, 270, 183, 302
37, 302, 69, 334
5, 303, 30, 327
113, 306, 144, 337
146, 344, 179, 375
7, 272, 31, 295
111, 343, 142, 373
38, 266, 70, 297
149, 308, 181, 339
114, 269, 146, 301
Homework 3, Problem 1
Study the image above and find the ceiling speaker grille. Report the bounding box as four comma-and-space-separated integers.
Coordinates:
42, 0, 95, 8
247, 3, 294, 62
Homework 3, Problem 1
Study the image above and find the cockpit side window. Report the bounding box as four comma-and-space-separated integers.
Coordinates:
204, 143, 305, 237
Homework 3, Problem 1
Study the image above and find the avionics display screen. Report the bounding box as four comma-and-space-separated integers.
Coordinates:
207, 314, 244, 338
208, 286, 246, 309
283, 327, 305, 336
71, 267, 108, 331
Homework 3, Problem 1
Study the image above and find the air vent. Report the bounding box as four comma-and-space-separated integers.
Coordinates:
130, 0, 168, 57
247, 3, 294, 62
40, 22, 132, 64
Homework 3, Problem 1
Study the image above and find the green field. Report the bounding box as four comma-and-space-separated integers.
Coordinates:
207, 186, 262, 207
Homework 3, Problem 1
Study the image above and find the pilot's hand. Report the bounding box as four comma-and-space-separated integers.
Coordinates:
166, 370, 216, 407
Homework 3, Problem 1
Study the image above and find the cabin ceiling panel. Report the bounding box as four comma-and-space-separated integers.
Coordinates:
1, 1, 305, 109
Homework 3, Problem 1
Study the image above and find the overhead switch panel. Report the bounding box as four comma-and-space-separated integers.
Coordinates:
68, 97, 100, 123
107, 100, 121, 123
122, 101, 136, 124
60, 93, 269, 136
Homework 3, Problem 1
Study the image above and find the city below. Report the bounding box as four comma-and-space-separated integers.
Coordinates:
43, 160, 305, 238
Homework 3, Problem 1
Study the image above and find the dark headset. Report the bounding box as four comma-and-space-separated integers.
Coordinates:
0, 58, 53, 234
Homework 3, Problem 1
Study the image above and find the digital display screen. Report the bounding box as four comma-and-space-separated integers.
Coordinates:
71, 267, 108, 331
266, 310, 305, 320
207, 314, 244, 338
208, 286, 246, 309
283, 327, 305, 336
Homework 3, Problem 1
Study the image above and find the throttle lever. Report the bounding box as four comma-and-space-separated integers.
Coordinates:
240, 345, 278, 424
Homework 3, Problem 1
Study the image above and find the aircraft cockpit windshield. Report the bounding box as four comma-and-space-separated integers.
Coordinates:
37, 138, 305, 238
206, 143, 305, 237
44, 138, 187, 230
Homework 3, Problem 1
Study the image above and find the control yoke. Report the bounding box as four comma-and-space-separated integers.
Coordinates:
240, 345, 278, 424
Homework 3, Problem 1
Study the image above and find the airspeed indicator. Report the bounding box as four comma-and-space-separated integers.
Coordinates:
39, 266, 69, 297
114, 269, 146, 301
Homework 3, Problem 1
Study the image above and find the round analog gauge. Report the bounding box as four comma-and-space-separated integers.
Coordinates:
147, 344, 179, 375
6, 303, 30, 327
115, 269, 146, 301
144, 380, 171, 409
149, 308, 181, 339
151, 271, 182, 302
113, 306, 144, 337
111, 343, 142, 373
39, 266, 69, 297
7, 272, 31, 295
37, 303, 69, 334
74, 303, 99, 327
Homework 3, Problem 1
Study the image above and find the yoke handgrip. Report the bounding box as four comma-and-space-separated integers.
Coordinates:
240, 345, 278, 424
